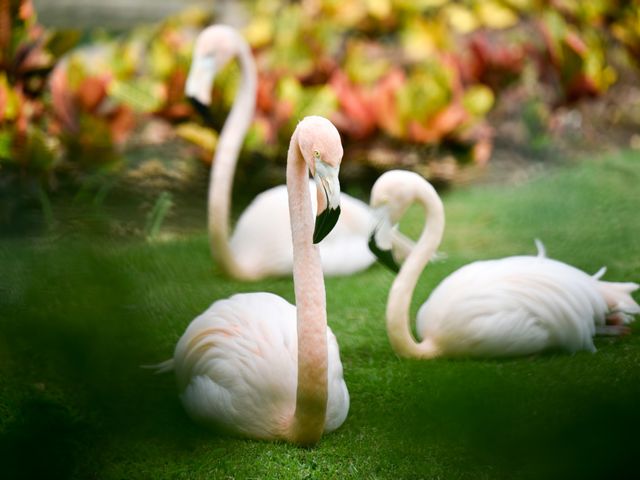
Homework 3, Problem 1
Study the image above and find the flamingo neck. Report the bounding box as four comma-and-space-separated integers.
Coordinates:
208, 42, 257, 279
286, 130, 328, 445
386, 182, 445, 358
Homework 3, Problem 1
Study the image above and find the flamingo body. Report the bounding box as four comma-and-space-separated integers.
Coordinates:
417, 254, 634, 357
152, 116, 350, 444
231, 182, 374, 278
175, 293, 349, 439
369, 170, 639, 359
186, 25, 387, 280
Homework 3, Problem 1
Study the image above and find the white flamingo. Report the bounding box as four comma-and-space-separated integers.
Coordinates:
152, 117, 349, 444
185, 25, 411, 280
368, 170, 639, 358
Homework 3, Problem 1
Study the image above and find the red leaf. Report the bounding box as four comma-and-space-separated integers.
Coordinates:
373, 68, 405, 138
256, 73, 276, 113
329, 70, 376, 139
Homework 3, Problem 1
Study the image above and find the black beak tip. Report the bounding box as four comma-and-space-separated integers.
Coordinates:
187, 96, 215, 127
313, 206, 341, 244
368, 232, 400, 273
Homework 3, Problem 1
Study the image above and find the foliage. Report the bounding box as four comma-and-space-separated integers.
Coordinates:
235, 0, 639, 167
0, 0, 76, 185
2, 1, 640, 188
48, 8, 211, 170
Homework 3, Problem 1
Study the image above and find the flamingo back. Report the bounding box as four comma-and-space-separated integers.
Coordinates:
174, 292, 349, 439
230, 183, 374, 278
416, 255, 618, 357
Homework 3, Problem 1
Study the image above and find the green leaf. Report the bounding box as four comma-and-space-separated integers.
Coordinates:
108, 79, 163, 113
299, 85, 338, 119
0, 130, 12, 160
45, 30, 81, 59
344, 40, 390, 86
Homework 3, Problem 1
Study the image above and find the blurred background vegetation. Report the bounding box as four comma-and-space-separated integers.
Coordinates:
1, 0, 640, 235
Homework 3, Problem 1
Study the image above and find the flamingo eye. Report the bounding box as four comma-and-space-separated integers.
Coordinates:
313, 150, 320, 160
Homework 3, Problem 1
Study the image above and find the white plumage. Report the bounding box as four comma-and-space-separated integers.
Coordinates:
230, 182, 374, 278
152, 116, 350, 444
417, 246, 637, 357
175, 293, 349, 439
370, 170, 639, 358
186, 25, 380, 280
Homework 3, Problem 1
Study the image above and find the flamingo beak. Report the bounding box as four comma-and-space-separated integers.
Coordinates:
185, 55, 217, 126
312, 160, 341, 244
368, 209, 400, 273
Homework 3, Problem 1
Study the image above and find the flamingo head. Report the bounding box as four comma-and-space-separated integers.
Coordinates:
295, 116, 344, 244
185, 25, 242, 121
368, 170, 426, 272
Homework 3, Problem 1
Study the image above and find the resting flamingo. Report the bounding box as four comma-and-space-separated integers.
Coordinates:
151, 117, 349, 444
186, 25, 411, 280
368, 170, 639, 358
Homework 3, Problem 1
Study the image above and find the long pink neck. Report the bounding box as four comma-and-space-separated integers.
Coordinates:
286, 130, 328, 445
208, 41, 257, 279
386, 181, 445, 358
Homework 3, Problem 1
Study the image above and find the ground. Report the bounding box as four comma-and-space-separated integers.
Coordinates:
0, 150, 639, 479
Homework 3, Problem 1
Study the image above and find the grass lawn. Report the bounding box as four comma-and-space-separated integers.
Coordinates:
1, 150, 639, 479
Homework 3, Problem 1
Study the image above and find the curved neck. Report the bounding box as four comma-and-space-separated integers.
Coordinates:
386, 182, 445, 358
286, 130, 328, 445
208, 42, 257, 279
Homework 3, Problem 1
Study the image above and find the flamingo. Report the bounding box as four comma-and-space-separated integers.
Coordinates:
185, 25, 412, 280
368, 169, 639, 358
151, 116, 349, 444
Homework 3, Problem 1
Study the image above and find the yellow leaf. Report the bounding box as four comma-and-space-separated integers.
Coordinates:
0, 73, 19, 121
503, 0, 534, 11
401, 18, 448, 62
396, 0, 448, 9
476, 1, 519, 30
150, 40, 175, 78
277, 76, 303, 105
366, 0, 392, 19
601, 66, 617, 89
323, 0, 367, 27
176, 122, 218, 152
65, 55, 88, 91
443, 4, 478, 34
462, 85, 495, 117
244, 17, 273, 48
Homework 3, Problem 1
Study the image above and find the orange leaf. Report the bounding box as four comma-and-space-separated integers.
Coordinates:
373, 68, 405, 138
108, 106, 135, 145
408, 120, 438, 143
77, 76, 108, 113
427, 103, 468, 137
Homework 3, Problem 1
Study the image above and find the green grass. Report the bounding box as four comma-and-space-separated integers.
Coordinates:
1, 150, 639, 479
